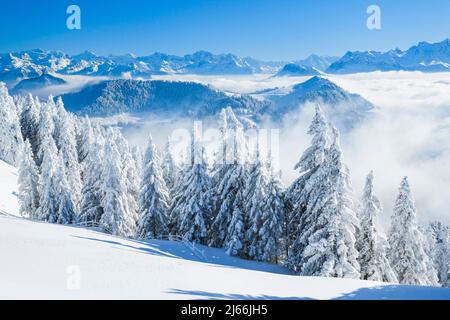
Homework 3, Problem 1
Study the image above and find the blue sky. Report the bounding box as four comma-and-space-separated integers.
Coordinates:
1, 0, 450, 60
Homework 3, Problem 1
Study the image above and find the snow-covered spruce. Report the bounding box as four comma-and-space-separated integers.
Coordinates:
287, 112, 360, 278
19, 94, 41, 160
170, 132, 213, 244
260, 156, 285, 263
116, 133, 140, 228
54, 152, 77, 224
162, 136, 180, 192
37, 134, 76, 224
78, 125, 106, 226
210, 108, 249, 257
245, 146, 284, 263
100, 129, 137, 237
244, 144, 271, 261
388, 177, 439, 286
17, 140, 40, 218
426, 221, 450, 287
137, 135, 170, 240
0, 83, 23, 166
286, 106, 329, 260
36, 97, 56, 167
54, 97, 82, 213
357, 171, 397, 282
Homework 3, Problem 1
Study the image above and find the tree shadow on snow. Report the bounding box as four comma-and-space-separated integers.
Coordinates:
170, 286, 450, 300
334, 285, 450, 300
167, 289, 314, 300
72, 235, 292, 276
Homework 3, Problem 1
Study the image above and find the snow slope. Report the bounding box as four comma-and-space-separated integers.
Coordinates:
1, 214, 450, 300
0, 160, 19, 217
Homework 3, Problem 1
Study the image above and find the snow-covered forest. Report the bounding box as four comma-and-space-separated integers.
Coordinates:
1, 81, 449, 288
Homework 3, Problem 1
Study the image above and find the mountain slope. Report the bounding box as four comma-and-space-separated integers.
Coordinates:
61, 79, 268, 118
1, 214, 449, 299
260, 76, 374, 129
13, 73, 66, 93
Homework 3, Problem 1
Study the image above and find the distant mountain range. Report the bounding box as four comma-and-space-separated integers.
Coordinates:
0, 49, 337, 86
327, 39, 450, 74
2, 39, 450, 87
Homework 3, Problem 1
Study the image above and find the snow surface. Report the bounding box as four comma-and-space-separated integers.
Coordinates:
1, 214, 450, 300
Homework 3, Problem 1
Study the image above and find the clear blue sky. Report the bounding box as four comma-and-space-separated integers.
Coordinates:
1, 0, 450, 60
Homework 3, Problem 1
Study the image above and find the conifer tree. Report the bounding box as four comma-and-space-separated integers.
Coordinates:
79, 133, 105, 226
288, 120, 360, 279
170, 132, 212, 244
357, 171, 397, 282
100, 130, 136, 237
37, 135, 59, 223
137, 135, 170, 239
259, 156, 285, 263
426, 221, 450, 287
286, 106, 329, 255
17, 140, 40, 218
0, 83, 23, 165
19, 93, 41, 159
54, 152, 76, 224
244, 139, 270, 260
54, 99, 82, 213
210, 109, 248, 256
388, 177, 439, 286
162, 136, 179, 192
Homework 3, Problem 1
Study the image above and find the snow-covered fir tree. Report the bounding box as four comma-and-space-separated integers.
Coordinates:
259, 155, 285, 263
357, 171, 397, 282
54, 152, 76, 224
243, 139, 270, 260
288, 119, 360, 278
36, 99, 56, 167
210, 108, 248, 257
37, 135, 59, 223
162, 136, 179, 192
53, 97, 82, 212
0, 83, 23, 165
245, 143, 285, 263
388, 177, 439, 286
286, 106, 329, 256
115, 133, 140, 228
76, 116, 94, 164
170, 132, 213, 244
137, 135, 170, 239
100, 129, 137, 237
17, 140, 40, 218
19, 94, 41, 159
79, 131, 105, 226
425, 221, 450, 287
